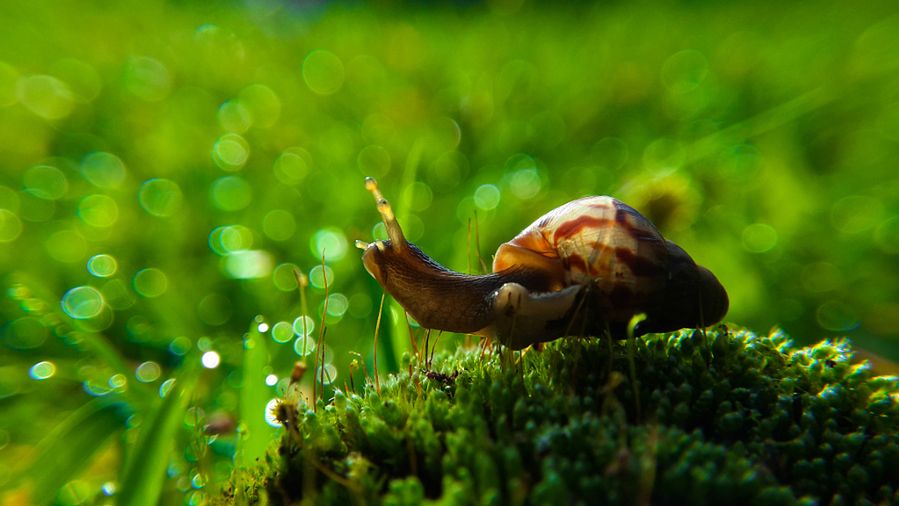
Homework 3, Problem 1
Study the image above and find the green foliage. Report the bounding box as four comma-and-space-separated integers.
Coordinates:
233, 328, 899, 505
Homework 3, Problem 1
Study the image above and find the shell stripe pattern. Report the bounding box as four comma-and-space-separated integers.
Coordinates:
498, 196, 668, 298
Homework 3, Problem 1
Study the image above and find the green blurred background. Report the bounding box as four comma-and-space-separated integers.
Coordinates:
2, 0, 898, 503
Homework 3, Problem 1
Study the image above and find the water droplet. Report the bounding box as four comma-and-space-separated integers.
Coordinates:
133, 268, 168, 297
265, 374, 278, 386
138, 178, 183, 217
303, 50, 345, 95
61, 285, 105, 319
87, 254, 118, 278
257, 322, 269, 333
29, 361, 56, 380
201, 351, 221, 369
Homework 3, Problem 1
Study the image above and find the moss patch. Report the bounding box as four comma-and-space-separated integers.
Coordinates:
222, 328, 899, 505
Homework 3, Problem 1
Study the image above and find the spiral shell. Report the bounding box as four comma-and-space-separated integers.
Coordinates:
493, 196, 669, 305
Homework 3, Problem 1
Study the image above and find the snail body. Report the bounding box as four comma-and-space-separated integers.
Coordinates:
357, 177, 728, 350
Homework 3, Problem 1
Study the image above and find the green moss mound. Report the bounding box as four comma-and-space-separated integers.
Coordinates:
224, 328, 899, 505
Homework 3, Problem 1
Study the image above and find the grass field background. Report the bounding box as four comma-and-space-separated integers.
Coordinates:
1, 0, 898, 503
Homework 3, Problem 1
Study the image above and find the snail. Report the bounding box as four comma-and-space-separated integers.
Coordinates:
356, 177, 728, 350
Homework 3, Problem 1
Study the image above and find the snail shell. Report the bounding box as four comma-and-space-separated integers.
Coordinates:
357, 178, 728, 350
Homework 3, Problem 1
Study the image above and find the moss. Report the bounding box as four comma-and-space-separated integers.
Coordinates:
221, 328, 899, 505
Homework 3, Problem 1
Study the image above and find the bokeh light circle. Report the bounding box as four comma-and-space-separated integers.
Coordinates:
210, 176, 252, 211
29, 361, 56, 380
224, 250, 273, 279
271, 321, 294, 343
212, 133, 250, 171
357, 145, 391, 177
78, 194, 119, 228
24, 164, 68, 200
474, 184, 501, 210
81, 152, 126, 189
135, 361, 161, 383
293, 336, 316, 357
201, 351, 221, 369
138, 178, 183, 217
17, 74, 75, 119
303, 50, 345, 95
262, 209, 295, 241
292, 315, 315, 337
6, 317, 49, 350
133, 268, 168, 298
273, 148, 312, 185
61, 285, 105, 319
272, 263, 300, 291
87, 254, 118, 277
46, 229, 87, 263
308, 265, 334, 289
741, 223, 778, 253
310, 228, 348, 262
0, 209, 23, 242
208, 224, 254, 255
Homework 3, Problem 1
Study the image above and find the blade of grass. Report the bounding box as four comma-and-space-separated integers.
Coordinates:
236, 321, 273, 469
4, 397, 125, 505
118, 362, 197, 506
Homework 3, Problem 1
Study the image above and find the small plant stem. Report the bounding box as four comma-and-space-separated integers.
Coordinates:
373, 292, 386, 395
